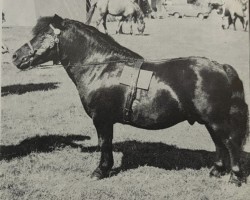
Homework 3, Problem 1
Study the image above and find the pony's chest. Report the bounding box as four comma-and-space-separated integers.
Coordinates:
75, 65, 123, 105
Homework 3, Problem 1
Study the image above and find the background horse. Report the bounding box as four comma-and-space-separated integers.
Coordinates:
243, 1, 248, 31
86, 0, 145, 34
1, 12, 9, 54
13, 15, 249, 186
219, 0, 248, 31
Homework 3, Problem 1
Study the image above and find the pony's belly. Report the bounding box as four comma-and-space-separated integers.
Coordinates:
130, 95, 185, 129
131, 106, 185, 129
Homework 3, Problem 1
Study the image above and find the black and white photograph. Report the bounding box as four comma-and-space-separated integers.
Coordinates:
1, 0, 249, 199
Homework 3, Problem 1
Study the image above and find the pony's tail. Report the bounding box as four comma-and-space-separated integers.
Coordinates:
85, 2, 97, 25
223, 64, 249, 148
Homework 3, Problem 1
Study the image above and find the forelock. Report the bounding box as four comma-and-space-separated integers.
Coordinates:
32, 16, 54, 36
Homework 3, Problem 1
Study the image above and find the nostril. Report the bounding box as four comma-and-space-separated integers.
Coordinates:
12, 53, 17, 60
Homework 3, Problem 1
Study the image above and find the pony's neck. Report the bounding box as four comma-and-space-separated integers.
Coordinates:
59, 24, 142, 66
82, 40, 142, 65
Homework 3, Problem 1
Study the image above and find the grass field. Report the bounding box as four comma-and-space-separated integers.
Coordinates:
1, 14, 250, 200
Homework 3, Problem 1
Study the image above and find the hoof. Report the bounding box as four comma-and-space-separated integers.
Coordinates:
91, 168, 109, 180
116, 31, 123, 35
104, 29, 108, 34
209, 165, 226, 178
229, 171, 246, 187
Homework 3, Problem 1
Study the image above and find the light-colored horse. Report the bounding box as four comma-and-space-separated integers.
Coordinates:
2, 12, 9, 54
243, 2, 248, 31
86, 0, 145, 35
220, 0, 248, 31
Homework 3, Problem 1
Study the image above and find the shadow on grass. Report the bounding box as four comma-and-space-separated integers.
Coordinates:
112, 33, 150, 36
111, 141, 250, 177
0, 135, 91, 160
135, 33, 150, 36
0, 135, 249, 177
113, 141, 215, 171
1, 82, 60, 97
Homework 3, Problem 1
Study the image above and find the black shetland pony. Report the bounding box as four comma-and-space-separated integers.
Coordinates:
13, 15, 248, 186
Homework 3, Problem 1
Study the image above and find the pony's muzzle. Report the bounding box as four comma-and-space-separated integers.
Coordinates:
12, 51, 32, 70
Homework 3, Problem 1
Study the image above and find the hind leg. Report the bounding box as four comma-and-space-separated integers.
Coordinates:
226, 101, 248, 186
127, 15, 133, 35
206, 124, 229, 178
96, 14, 104, 31
230, 12, 237, 31
245, 21, 248, 31
244, 19, 248, 31
116, 16, 125, 34
225, 141, 245, 186
223, 132, 246, 186
239, 17, 245, 30
228, 16, 233, 29
102, 14, 108, 34
207, 120, 246, 186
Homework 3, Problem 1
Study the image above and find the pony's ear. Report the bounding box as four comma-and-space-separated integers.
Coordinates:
51, 14, 64, 29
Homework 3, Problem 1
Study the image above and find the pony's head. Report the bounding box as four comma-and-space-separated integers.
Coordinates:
208, 3, 224, 15
216, 6, 224, 15
12, 14, 64, 70
13, 14, 142, 70
133, 3, 145, 34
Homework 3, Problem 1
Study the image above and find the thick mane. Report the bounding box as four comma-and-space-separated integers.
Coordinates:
32, 16, 142, 60
70, 20, 142, 59
32, 16, 53, 36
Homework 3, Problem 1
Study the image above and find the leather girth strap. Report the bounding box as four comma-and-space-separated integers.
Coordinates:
123, 59, 144, 122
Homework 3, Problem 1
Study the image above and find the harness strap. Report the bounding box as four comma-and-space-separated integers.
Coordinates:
123, 59, 144, 122
27, 41, 34, 54
25, 24, 60, 61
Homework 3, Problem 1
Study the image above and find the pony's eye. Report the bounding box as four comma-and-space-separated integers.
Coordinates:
22, 57, 27, 61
